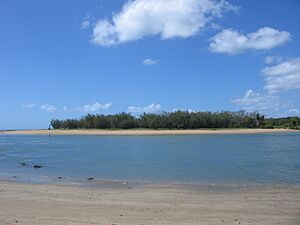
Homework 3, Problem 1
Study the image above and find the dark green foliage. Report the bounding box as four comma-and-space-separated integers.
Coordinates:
50, 110, 269, 130
262, 117, 300, 129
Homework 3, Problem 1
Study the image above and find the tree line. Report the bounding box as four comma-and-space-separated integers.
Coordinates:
50, 110, 273, 130
263, 116, 300, 129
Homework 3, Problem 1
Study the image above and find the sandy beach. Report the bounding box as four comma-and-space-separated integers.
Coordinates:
1, 128, 298, 136
0, 181, 299, 225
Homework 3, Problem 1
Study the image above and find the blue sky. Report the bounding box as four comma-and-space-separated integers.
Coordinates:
0, 0, 300, 129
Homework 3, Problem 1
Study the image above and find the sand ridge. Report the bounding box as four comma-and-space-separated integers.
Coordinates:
1, 128, 298, 136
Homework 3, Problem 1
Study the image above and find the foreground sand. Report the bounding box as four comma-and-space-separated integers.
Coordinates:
0, 181, 299, 225
1, 128, 298, 136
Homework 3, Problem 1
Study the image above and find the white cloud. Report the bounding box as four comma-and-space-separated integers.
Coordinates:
172, 108, 196, 113
82, 102, 112, 112
231, 90, 288, 116
40, 104, 57, 113
209, 27, 291, 55
81, 12, 92, 30
289, 108, 299, 114
231, 89, 300, 117
62, 103, 112, 113
261, 58, 300, 92
264, 56, 283, 65
22, 104, 36, 108
210, 22, 222, 31
91, 0, 237, 46
128, 103, 162, 114
143, 58, 157, 66
81, 20, 90, 29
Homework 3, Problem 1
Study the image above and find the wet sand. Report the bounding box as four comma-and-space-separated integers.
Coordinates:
1, 128, 298, 136
0, 181, 299, 225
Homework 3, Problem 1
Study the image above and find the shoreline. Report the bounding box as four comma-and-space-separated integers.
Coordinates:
1, 128, 299, 136
0, 180, 299, 224
3, 174, 300, 191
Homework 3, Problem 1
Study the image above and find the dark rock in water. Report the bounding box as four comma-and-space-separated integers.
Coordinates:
87, 177, 94, 181
20, 162, 29, 166
33, 165, 42, 169
58, 176, 62, 179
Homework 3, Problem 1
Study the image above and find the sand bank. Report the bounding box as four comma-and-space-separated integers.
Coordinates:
1, 128, 298, 136
0, 181, 299, 225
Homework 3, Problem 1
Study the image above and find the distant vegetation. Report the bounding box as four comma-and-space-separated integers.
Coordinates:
263, 117, 300, 129
51, 110, 262, 129
50, 111, 300, 130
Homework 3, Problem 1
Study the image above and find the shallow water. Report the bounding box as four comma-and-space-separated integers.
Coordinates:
0, 133, 300, 184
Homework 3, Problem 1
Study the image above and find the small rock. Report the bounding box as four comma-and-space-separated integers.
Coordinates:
58, 176, 62, 179
20, 162, 29, 166
87, 177, 94, 181
33, 165, 42, 169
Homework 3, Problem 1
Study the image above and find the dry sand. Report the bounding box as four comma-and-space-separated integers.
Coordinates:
1, 128, 298, 136
0, 181, 299, 225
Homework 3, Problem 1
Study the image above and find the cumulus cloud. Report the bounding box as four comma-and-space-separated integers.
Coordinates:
231, 90, 290, 116
62, 102, 112, 113
261, 58, 300, 92
91, 0, 237, 46
22, 104, 36, 108
143, 58, 157, 66
41, 104, 57, 113
128, 103, 162, 114
82, 102, 112, 112
209, 27, 291, 55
